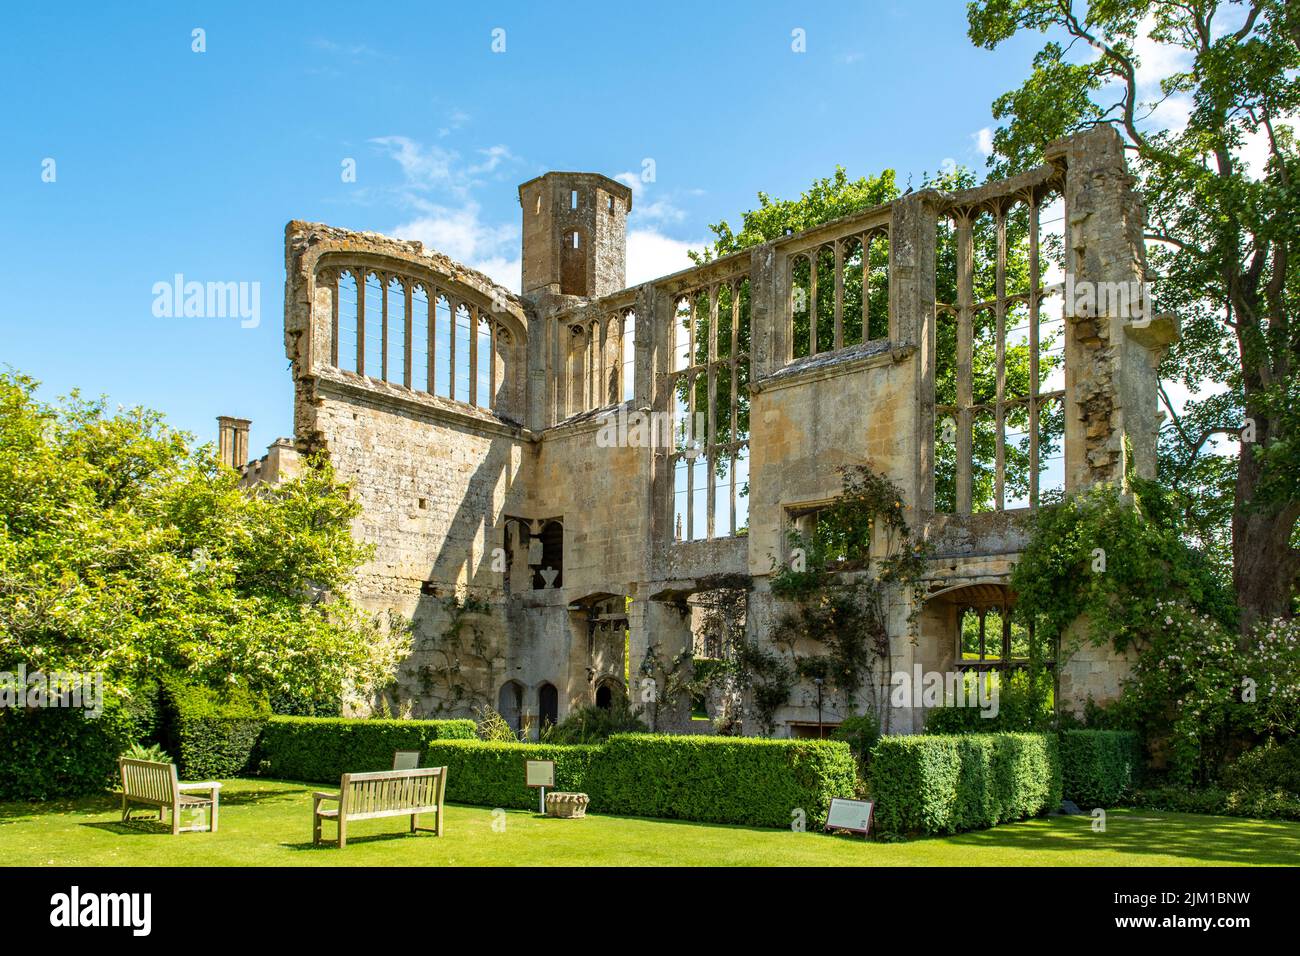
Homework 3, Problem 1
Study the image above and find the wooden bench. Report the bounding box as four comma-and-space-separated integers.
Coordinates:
119, 758, 221, 835
312, 767, 447, 848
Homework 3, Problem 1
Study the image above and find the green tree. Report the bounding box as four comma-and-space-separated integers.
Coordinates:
966, 0, 1300, 630
0, 370, 405, 710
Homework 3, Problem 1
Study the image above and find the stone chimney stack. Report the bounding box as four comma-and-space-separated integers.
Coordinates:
217, 416, 251, 469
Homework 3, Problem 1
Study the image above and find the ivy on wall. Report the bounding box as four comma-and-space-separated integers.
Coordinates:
741, 466, 929, 734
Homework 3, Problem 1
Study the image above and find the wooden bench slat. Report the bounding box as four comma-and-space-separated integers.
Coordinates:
313, 766, 446, 848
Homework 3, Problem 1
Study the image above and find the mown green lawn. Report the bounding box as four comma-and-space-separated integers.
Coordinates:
1, 778, 1295, 867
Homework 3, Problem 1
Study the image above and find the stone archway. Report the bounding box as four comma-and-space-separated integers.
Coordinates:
537, 682, 559, 729
498, 680, 524, 733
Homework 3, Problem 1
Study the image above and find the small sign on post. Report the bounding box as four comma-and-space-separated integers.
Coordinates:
525, 759, 555, 814
824, 797, 873, 838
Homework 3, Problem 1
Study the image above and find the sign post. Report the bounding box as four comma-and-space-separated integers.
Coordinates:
525, 759, 555, 814
824, 797, 874, 838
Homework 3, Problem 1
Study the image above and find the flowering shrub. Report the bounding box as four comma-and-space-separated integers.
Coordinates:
1129, 601, 1300, 783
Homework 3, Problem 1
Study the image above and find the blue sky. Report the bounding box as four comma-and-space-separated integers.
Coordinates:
2, 1, 1052, 455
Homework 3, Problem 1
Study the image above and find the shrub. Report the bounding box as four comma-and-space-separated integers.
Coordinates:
255, 715, 475, 782
1132, 785, 1300, 822
0, 693, 154, 800
123, 741, 172, 763
544, 700, 648, 744
1219, 738, 1300, 795
161, 680, 271, 779
869, 733, 1061, 835
830, 712, 880, 761
923, 670, 1054, 734
474, 707, 520, 743
585, 734, 856, 828
422, 740, 598, 808
1059, 730, 1142, 806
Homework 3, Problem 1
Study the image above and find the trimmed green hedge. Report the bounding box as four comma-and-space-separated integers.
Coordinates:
0, 693, 156, 801
255, 716, 476, 782
255, 720, 855, 829
163, 681, 271, 780
1059, 730, 1141, 807
586, 734, 856, 828
869, 732, 1061, 835
423, 740, 599, 809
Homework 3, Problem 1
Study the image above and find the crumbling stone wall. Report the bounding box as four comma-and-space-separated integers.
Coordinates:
267, 128, 1170, 734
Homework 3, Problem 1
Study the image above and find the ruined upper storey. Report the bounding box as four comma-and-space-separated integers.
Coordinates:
282, 127, 1177, 533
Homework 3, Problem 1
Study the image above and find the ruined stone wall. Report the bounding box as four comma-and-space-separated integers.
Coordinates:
270, 129, 1170, 733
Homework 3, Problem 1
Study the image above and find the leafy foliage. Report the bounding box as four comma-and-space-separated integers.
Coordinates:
869, 732, 1062, 836
161, 679, 270, 779
543, 700, 648, 744
0, 370, 406, 710
254, 715, 475, 782
1059, 730, 1142, 806
967, 0, 1300, 626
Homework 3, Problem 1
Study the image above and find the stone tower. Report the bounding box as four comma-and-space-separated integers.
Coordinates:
518, 172, 632, 299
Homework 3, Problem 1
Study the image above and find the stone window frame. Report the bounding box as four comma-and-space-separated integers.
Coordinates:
324, 263, 515, 412
934, 182, 1066, 514
668, 275, 751, 542
784, 224, 890, 360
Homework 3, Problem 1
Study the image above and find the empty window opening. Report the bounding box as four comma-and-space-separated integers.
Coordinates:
537, 683, 559, 729
670, 278, 751, 541
934, 188, 1065, 514
570, 189, 579, 209
531, 519, 563, 590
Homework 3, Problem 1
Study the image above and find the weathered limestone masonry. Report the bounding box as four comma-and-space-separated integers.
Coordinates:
233, 126, 1175, 735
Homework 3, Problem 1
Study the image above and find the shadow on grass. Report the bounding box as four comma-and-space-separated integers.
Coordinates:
282, 831, 435, 851
927, 811, 1300, 865
82, 819, 176, 837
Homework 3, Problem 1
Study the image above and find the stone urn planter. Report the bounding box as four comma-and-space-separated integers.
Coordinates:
545, 792, 589, 819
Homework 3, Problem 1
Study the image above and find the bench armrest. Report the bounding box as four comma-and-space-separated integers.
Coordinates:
312, 791, 340, 802
177, 781, 222, 791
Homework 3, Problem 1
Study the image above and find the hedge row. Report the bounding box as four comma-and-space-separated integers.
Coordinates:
1059, 730, 1141, 807
255, 715, 476, 782
588, 734, 855, 828
0, 696, 156, 801
256, 723, 856, 829
869, 732, 1061, 835
162, 681, 271, 780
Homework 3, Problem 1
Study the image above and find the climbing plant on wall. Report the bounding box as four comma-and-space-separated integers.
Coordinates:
741, 466, 929, 734
415, 592, 496, 715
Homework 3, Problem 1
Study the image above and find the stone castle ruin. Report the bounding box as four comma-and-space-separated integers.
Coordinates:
221, 127, 1177, 736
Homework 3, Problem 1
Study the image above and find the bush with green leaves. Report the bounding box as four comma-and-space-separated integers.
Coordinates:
0, 694, 155, 800
868, 732, 1061, 836
923, 669, 1054, 734
422, 740, 599, 808
162, 680, 271, 779
584, 734, 856, 828
255, 715, 475, 782
830, 711, 880, 762
123, 741, 172, 763
543, 700, 648, 744
1219, 738, 1300, 796
1133, 785, 1300, 822
0, 369, 406, 714
1059, 730, 1141, 807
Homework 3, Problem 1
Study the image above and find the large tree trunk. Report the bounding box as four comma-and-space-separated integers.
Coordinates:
1232, 436, 1300, 637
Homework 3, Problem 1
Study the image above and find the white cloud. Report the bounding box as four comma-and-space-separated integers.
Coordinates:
468, 144, 516, 176
391, 202, 521, 291
626, 229, 706, 286
973, 127, 995, 157
615, 170, 688, 224
369, 136, 456, 191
